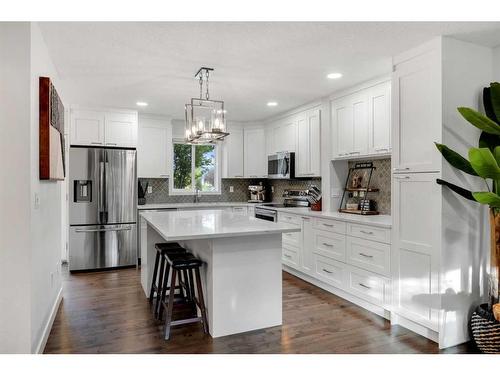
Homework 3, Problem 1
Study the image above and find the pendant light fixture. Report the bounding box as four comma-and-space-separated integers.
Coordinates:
185, 67, 229, 143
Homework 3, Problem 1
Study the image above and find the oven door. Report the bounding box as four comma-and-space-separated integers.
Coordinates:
255, 207, 277, 222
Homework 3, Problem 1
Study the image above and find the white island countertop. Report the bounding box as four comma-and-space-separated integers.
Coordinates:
140, 209, 300, 241
137, 201, 257, 210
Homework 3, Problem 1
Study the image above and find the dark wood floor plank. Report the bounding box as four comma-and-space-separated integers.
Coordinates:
43, 267, 473, 354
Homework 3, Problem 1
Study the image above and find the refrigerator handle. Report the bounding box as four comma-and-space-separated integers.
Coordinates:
99, 161, 105, 215
75, 226, 133, 233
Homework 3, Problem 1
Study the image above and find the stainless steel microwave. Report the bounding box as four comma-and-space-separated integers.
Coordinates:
268, 152, 295, 179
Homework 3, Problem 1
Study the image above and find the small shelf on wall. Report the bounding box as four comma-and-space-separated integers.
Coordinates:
338, 209, 379, 215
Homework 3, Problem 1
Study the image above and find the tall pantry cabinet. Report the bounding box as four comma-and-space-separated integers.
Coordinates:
391, 37, 492, 348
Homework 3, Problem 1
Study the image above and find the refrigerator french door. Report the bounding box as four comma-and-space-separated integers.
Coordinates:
69, 147, 137, 271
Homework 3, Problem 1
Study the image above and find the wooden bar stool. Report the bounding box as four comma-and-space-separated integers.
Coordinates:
149, 243, 186, 318
160, 252, 209, 340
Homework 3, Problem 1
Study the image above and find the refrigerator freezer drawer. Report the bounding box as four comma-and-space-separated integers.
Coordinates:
69, 224, 137, 271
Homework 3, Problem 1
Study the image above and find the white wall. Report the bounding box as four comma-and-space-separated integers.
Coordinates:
29, 22, 65, 353
0, 22, 33, 354
494, 46, 500, 81
0, 22, 65, 354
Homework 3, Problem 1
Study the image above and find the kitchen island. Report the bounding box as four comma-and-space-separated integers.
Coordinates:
139, 209, 301, 338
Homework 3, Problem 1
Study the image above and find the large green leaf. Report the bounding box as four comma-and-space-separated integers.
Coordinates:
495, 146, 500, 166
483, 87, 499, 123
490, 82, 500, 122
472, 192, 500, 208
435, 143, 478, 176
458, 107, 500, 136
469, 147, 500, 179
436, 178, 476, 201
479, 131, 500, 152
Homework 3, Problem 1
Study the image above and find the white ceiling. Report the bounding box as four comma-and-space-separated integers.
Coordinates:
39, 22, 500, 122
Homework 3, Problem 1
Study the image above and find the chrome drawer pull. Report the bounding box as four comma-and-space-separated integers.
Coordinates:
322, 242, 333, 247
359, 253, 373, 258
375, 148, 388, 152
360, 230, 374, 235
359, 283, 371, 289
393, 176, 410, 180
322, 268, 333, 274
301, 216, 311, 220
322, 223, 334, 227
393, 167, 410, 171
284, 254, 292, 259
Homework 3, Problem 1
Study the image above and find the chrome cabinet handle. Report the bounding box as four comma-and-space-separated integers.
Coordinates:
322, 268, 333, 274
375, 148, 389, 152
322, 242, 333, 247
393, 176, 410, 180
91, 141, 103, 145
360, 230, 374, 235
359, 252, 373, 258
75, 226, 132, 233
359, 283, 371, 289
284, 254, 292, 259
106, 142, 117, 146
349, 151, 360, 155
393, 167, 410, 171
322, 223, 334, 227
301, 216, 311, 220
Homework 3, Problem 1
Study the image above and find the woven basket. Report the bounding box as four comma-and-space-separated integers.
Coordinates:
470, 304, 500, 353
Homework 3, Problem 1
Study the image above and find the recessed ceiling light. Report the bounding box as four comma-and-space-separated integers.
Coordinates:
136, 101, 148, 107
267, 101, 278, 107
327, 73, 343, 79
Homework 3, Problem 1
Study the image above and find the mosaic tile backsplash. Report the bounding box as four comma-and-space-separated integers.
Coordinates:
138, 177, 322, 204
346, 158, 391, 214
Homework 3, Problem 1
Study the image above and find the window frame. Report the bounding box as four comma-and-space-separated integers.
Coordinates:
169, 138, 221, 196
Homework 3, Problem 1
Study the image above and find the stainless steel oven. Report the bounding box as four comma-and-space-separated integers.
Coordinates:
254, 206, 278, 222
268, 152, 295, 179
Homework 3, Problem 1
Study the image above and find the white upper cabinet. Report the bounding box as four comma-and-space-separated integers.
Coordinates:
272, 118, 297, 153
104, 112, 138, 148
392, 50, 442, 173
331, 79, 391, 160
244, 128, 267, 178
70, 108, 138, 148
137, 116, 172, 178
223, 127, 244, 178
296, 108, 321, 177
368, 81, 391, 155
70, 109, 105, 146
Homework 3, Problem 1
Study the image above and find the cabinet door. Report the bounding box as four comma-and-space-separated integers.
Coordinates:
295, 113, 309, 176
332, 97, 353, 158
351, 92, 369, 156
392, 172, 440, 331
368, 81, 391, 155
273, 118, 297, 153
296, 109, 321, 177
392, 49, 442, 173
300, 216, 314, 275
70, 109, 105, 146
244, 128, 267, 178
104, 112, 138, 147
223, 128, 244, 178
137, 121, 171, 178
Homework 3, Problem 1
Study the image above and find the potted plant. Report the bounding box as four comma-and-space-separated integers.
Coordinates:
435, 82, 500, 353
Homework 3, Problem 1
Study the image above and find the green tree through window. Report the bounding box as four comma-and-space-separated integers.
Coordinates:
172, 142, 217, 193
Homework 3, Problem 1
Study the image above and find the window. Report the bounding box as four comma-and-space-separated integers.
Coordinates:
170, 141, 220, 194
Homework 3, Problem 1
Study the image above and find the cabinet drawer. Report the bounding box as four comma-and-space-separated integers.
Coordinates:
232, 206, 248, 215
346, 266, 390, 307
347, 237, 390, 276
347, 223, 390, 244
282, 245, 299, 269
278, 212, 301, 226
283, 231, 300, 247
313, 218, 346, 235
313, 254, 346, 290
313, 230, 346, 262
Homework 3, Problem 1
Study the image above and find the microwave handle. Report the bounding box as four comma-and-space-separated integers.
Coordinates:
283, 156, 289, 175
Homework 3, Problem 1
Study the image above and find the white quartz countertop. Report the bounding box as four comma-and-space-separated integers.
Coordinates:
270, 207, 392, 228
140, 209, 301, 241
137, 202, 257, 210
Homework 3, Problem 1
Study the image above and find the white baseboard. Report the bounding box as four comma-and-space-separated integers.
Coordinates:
391, 313, 439, 343
35, 287, 63, 354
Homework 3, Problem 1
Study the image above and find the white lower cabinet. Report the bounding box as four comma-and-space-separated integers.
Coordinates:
280, 213, 392, 315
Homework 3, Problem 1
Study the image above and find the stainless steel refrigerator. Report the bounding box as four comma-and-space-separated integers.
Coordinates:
69, 146, 137, 271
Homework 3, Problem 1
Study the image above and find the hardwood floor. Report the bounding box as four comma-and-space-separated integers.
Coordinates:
44, 266, 476, 354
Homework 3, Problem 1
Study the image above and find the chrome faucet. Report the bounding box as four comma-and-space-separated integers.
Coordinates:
194, 188, 201, 203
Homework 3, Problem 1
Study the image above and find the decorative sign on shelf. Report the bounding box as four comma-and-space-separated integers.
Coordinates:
39, 77, 65, 180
